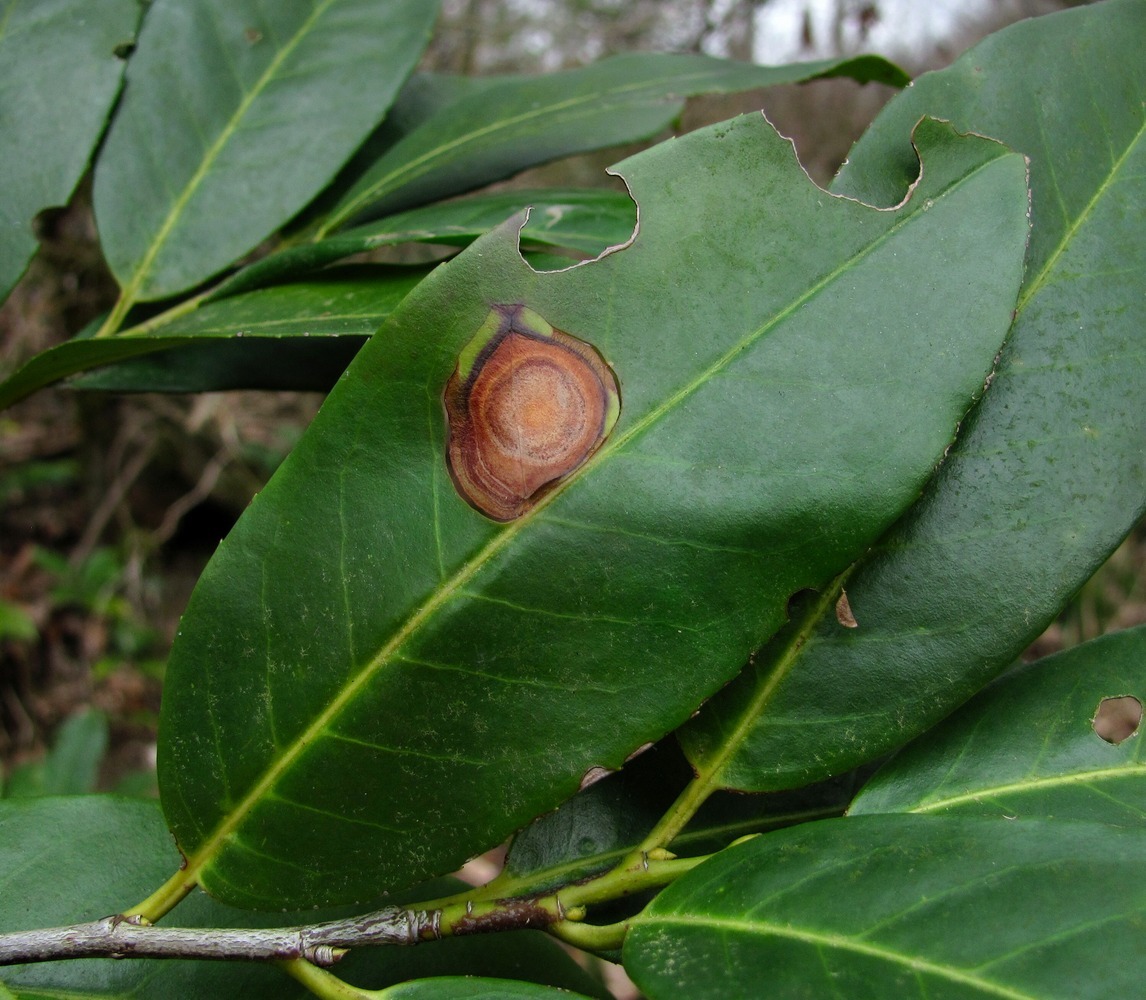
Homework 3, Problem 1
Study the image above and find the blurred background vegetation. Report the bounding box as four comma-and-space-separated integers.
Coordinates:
1, 0, 1138, 806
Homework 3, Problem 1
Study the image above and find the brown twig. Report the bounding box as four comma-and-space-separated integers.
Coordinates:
0, 907, 440, 968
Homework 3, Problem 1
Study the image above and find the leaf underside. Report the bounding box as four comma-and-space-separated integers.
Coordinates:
0, 267, 424, 403
323, 52, 909, 230
679, 0, 1146, 793
93, 0, 438, 303
0, 0, 138, 300
626, 814, 1146, 1000
851, 622, 1146, 820
157, 112, 1029, 908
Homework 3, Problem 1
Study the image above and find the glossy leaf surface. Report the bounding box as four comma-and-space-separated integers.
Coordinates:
851, 624, 1146, 820
0, 268, 422, 403
376, 188, 636, 258
158, 112, 1028, 908
505, 741, 857, 894
0, 0, 138, 300
680, 0, 1146, 791
216, 188, 637, 299
627, 814, 1146, 999
378, 981, 594, 1000
0, 797, 602, 999
322, 51, 909, 229
285, 70, 503, 232
93, 0, 437, 303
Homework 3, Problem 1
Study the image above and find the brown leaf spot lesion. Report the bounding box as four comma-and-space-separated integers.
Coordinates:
444, 304, 620, 521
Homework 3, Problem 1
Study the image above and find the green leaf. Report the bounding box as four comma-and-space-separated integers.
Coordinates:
0, 797, 605, 999
377, 981, 595, 1000
678, 0, 1146, 793
503, 742, 695, 892
850, 624, 1146, 820
215, 188, 638, 299
3, 710, 108, 799
0, 0, 139, 301
321, 52, 909, 231
92, 0, 438, 307
504, 741, 858, 895
38, 709, 108, 797
0, 599, 36, 643
157, 112, 1028, 907
71, 266, 424, 394
285, 71, 505, 234
0, 267, 421, 403
626, 815, 1146, 999
1, 796, 283, 999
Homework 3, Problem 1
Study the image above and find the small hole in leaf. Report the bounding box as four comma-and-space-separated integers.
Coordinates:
785, 589, 818, 620
1092, 696, 1142, 745
113, 41, 135, 59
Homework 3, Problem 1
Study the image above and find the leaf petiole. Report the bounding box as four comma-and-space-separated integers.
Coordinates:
121, 868, 197, 923
280, 958, 383, 1000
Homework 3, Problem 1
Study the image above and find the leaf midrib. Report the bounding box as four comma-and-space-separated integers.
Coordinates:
182, 137, 1014, 886
1, 988, 110, 1000
116, 0, 339, 304
639, 913, 1041, 1000
902, 761, 1146, 814
1016, 114, 1145, 312
324, 62, 775, 233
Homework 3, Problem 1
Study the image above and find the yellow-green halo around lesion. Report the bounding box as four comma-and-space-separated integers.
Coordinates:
443, 304, 621, 521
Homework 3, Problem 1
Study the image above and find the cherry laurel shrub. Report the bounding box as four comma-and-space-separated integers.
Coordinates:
1, 1, 1143, 998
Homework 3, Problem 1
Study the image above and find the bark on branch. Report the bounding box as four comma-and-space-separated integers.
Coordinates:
0, 906, 440, 967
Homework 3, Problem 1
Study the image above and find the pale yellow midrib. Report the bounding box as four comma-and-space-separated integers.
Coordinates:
904, 763, 1145, 814
325, 64, 758, 233
118, 0, 338, 304
183, 497, 531, 878
642, 913, 1041, 1000
1015, 114, 1146, 312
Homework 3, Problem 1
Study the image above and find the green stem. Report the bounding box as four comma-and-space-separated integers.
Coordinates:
95, 292, 136, 338
93, 282, 214, 340
377, 854, 705, 966
121, 868, 197, 923
403, 850, 704, 931
280, 959, 381, 999
561, 854, 704, 909
549, 917, 629, 953
118, 287, 214, 337
612, 568, 854, 877
632, 768, 723, 860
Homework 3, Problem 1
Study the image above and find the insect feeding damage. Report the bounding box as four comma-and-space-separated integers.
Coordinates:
444, 304, 620, 521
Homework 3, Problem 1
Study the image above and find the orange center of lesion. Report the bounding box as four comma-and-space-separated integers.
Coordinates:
483, 353, 589, 462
